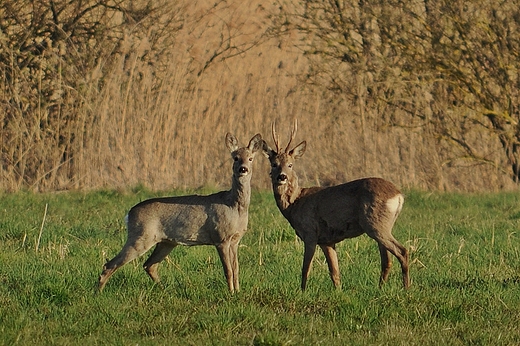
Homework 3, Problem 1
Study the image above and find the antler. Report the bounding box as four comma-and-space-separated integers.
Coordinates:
272, 119, 298, 153
284, 119, 298, 153
272, 121, 281, 153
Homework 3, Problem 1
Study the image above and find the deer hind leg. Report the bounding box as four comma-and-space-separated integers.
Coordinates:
391, 238, 410, 289
362, 210, 409, 288
378, 243, 392, 287
375, 236, 409, 289
98, 239, 157, 291
319, 243, 341, 289
143, 242, 176, 285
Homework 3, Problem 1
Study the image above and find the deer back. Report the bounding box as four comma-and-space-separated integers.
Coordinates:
282, 178, 403, 244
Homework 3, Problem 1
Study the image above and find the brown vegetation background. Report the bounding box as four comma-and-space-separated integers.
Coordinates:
1, 0, 519, 192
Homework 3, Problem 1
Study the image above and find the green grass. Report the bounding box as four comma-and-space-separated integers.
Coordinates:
1, 188, 520, 345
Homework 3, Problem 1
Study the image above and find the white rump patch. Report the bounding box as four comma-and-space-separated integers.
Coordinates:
386, 194, 404, 215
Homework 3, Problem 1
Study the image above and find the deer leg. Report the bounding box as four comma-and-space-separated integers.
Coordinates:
98, 241, 156, 291
143, 242, 175, 285
376, 237, 409, 289
390, 238, 410, 289
216, 242, 235, 293
319, 244, 341, 289
378, 243, 392, 287
301, 242, 317, 291
229, 240, 240, 292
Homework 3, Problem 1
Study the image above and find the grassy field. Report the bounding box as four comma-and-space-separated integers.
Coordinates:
1, 187, 520, 345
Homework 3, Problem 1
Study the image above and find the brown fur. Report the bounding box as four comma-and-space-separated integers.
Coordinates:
98, 133, 263, 293
262, 122, 409, 290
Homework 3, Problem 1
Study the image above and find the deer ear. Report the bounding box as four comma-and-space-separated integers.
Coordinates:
225, 133, 239, 152
289, 141, 306, 159
261, 140, 276, 159
248, 133, 263, 153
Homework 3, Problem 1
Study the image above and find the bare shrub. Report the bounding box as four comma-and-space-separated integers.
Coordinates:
271, 0, 520, 190
1, 0, 518, 192
0, 0, 187, 190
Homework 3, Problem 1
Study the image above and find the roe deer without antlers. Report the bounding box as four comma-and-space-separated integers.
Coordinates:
98, 133, 263, 293
262, 121, 409, 290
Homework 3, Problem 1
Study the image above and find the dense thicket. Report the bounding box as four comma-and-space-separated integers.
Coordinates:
274, 0, 520, 182
1, 0, 519, 191
0, 0, 185, 190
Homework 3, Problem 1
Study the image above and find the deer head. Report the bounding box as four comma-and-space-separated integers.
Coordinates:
226, 133, 263, 180
262, 120, 306, 207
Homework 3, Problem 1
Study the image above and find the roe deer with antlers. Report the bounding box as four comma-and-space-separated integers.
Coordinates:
98, 133, 263, 293
262, 121, 409, 290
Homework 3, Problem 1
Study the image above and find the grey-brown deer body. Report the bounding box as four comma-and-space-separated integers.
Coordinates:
98, 133, 263, 293
263, 122, 409, 290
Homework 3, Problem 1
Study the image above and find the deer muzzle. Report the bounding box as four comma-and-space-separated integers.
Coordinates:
277, 173, 288, 183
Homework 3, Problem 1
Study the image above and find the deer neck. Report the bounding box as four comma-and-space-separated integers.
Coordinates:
273, 177, 302, 212
230, 174, 252, 213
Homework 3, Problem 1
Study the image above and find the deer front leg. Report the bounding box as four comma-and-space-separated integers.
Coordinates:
319, 243, 341, 289
301, 241, 317, 291
216, 242, 235, 293
229, 241, 240, 292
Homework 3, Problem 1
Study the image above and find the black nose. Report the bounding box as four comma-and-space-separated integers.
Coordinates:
277, 173, 287, 181
239, 166, 248, 174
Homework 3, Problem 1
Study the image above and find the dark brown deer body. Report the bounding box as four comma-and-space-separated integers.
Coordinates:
98, 133, 263, 293
262, 122, 409, 290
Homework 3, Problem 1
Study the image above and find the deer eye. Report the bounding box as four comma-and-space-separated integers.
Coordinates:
288, 163, 293, 168
249, 157, 253, 162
